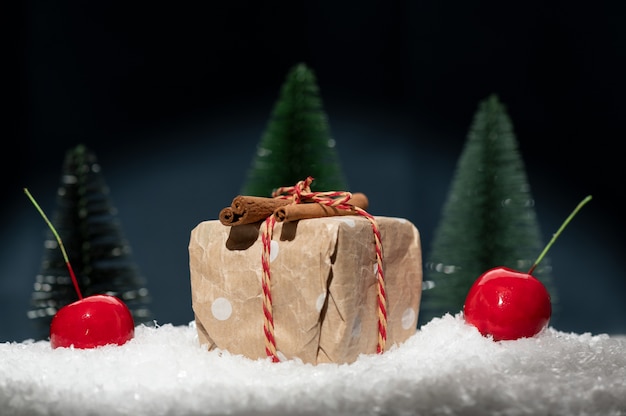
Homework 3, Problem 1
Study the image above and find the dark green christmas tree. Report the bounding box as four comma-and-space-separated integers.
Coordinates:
241, 62, 349, 196
418, 94, 557, 327
28, 144, 153, 339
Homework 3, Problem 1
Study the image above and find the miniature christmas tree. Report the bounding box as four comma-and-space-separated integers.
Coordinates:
28, 144, 153, 339
241, 62, 349, 196
418, 94, 557, 327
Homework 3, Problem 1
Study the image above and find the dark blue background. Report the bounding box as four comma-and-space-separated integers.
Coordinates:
4, 1, 624, 342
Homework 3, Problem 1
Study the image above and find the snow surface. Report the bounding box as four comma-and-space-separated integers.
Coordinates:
1, 314, 625, 416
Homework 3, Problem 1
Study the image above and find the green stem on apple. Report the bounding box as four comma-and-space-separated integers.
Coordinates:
527, 195, 593, 275
24, 188, 84, 300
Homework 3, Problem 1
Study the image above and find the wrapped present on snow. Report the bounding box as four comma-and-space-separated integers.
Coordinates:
188, 177, 423, 364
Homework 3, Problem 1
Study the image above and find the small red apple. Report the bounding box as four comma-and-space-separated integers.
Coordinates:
463, 195, 592, 341
25, 188, 136, 349
50, 294, 135, 349
463, 267, 551, 341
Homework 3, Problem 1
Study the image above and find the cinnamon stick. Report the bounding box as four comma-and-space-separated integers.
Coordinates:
219, 196, 292, 226
273, 192, 369, 223
345, 192, 369, 211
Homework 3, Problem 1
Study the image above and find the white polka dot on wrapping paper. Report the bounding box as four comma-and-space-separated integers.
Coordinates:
269, 240, 279, 262
351, 317, 362, 338
316, 293, 326, 312
276, 351, 287, 362
211, 297, 233, 321
401, 307, 416, 330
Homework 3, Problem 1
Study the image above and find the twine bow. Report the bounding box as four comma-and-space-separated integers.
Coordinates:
261, 176, 388, 362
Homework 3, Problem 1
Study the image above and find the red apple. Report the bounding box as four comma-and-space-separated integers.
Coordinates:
462, 195, 591, 341
50, 294, 135, 349
25, 188, 137, 349
463, 267, 551, 341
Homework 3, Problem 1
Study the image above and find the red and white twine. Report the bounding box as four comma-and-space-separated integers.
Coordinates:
261, 176, 388, 362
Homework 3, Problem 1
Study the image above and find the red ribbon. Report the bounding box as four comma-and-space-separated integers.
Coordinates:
261, 177, 388, 362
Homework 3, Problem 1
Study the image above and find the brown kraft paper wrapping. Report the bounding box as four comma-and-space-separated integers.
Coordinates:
189, 216, 422, 365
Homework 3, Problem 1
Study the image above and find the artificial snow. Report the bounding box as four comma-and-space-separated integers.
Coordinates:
1, 314, 624, 416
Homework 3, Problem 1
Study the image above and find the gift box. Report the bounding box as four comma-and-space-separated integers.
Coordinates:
189, 215, 422, 364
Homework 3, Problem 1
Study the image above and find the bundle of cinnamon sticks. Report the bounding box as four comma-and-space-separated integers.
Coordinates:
218, 193, 369, 226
